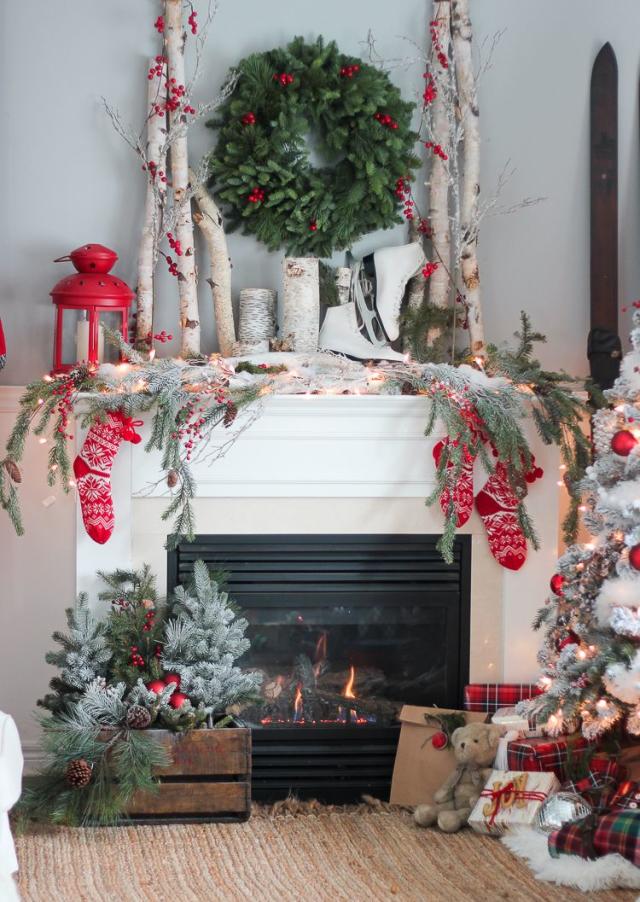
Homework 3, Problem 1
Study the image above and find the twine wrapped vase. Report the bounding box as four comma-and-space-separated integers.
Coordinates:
237, 288, 276, 354
282, 257, 320, 352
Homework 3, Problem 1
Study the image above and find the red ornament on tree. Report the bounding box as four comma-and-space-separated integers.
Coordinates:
169, 691, 189, 710
431, 730, 448, 750
146, 679, 166, 695
611, 430, 638, 457
557, 631, 580, 651
164, 673, 181, 688
550, 573, 565, 596
629, 544, 640, 571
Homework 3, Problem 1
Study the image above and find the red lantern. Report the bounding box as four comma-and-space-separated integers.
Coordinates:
50, 244, 134, 373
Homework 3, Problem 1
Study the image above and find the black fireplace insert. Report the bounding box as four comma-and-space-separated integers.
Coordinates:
167, 534, 471, 801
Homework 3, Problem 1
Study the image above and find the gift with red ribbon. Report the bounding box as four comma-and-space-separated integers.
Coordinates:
468, 769, 559, 835
506, 733, 598, 782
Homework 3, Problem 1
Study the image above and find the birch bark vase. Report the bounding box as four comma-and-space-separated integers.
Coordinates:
237, 289, 276, 353
282, 257, 320, 352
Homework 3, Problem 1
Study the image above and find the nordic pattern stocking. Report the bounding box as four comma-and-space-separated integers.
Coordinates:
432, 437, 478, 528
73, 410, 142, 544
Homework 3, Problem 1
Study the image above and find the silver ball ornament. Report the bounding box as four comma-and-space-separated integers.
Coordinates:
534, 792, 593, 833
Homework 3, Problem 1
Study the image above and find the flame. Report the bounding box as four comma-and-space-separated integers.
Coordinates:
342, 666, 356, 699
293, 684, 303, 722
313, 632, 328, 678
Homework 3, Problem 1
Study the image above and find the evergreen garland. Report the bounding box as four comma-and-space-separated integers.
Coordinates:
207, 36, 420, 256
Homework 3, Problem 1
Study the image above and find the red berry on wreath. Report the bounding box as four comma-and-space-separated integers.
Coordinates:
629, 544, 640, 570
309, 220, 318, 232
550, 573, 564, 596
431, 730, 448, 750
146, 679, 166, 695
611, 430, 638, 457
164, 673, 181, 688
169, 691, 189, 709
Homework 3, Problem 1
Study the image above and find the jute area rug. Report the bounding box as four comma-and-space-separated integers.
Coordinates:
15, 808, 637, 902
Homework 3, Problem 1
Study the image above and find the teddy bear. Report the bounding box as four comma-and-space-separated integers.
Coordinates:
414, 721, 501, 833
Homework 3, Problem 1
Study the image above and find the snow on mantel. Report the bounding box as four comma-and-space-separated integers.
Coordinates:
73, 393, 561, 682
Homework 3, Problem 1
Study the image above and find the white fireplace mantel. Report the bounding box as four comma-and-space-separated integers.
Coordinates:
75, 394, 562, 684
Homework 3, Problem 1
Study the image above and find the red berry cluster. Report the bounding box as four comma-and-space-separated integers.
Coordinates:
422, 72, 437, 106
167, 232, 183, 256
422, 261, 439, 279
165, 255, 179, 277
112, 596, 130, 611
425, 141, 448, 160
188, 9, 198, 34
374, 112, 398, 130
309, 220, 318, 232
241, 111, 256, 126
430, 19, 449, 69
247, 186, 265, 204
621, 300, 640, 312
340, 63, 360, 78
147, 329, 174, 344
154, 15, 164, 33
52, 376, 77, 439
154, 643, 162, 659
418, 218, 431, 236
166, 78, 186, 112
172, 395, 224, 462
395, 178, 414, 220
142, 610, 155, 633
130, 646, 145, 668
144, 160, 168, 184
273, 72, 294, 86
148, 55, 167, 80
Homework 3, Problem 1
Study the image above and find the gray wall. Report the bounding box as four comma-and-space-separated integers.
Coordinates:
2, 0, 640, 384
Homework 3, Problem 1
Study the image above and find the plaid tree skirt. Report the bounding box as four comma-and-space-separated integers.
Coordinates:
463, 683, 541, 713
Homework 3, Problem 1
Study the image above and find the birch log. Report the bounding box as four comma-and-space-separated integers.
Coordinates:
237, 288, 276, 353
191, 172, 235, 356
405, 218, 427, 312
165, 0, 200, 357
452, 0, 485, 356
335, 267, 352, 305
136, 60, 167, 348
282, 257, 320, 352
427, 1, 452, 327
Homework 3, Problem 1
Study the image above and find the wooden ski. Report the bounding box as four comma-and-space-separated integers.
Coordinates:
589, 42, 621, 390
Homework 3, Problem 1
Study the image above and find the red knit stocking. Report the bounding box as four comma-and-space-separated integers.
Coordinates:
474, 456, 543, 571
432, 437, 479, 528
73, 411, 142, 544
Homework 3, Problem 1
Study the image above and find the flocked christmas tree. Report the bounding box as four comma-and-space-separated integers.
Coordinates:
162, 560, 262, 722
523, 309, 640, 740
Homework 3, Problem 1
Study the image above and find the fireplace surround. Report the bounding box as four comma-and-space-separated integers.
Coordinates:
168, 533, 471, 801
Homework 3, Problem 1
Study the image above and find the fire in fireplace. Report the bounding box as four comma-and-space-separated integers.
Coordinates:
168, 534, 471, 801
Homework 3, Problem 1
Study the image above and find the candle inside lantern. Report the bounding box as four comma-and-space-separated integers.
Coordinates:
76, 313, 104, 365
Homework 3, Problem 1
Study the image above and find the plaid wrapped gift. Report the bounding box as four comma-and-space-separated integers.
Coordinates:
549, 815, 599, 860
506, 734, 594, 782
609, 780, 640, 812
562, 756, 623, 813
550, 808, 640, 865
463, 683, 542, 714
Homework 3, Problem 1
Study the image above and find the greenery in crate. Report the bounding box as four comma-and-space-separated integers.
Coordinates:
22, 562, 261, 826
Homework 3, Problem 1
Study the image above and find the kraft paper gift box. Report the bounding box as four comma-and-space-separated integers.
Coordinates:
468, 769, 559, 836
389, 705, 486, 807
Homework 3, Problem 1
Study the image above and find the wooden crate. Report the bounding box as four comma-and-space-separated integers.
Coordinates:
124, 727, 251, 823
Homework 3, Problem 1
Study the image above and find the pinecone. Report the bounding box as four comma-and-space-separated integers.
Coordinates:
126, 705, 152, 729
167, 469, 179, 488
65, 758, 93, 788
3, 459, 22, 483
224, 402, 238, 428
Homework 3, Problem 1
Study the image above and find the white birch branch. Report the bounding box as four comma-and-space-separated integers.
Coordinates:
190, 169, 235, 356
165, 0, 200, 357
452, 0, 485, 356
136, 60, 168, 348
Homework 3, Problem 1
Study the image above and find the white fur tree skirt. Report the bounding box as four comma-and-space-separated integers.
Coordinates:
502, 828, 640, 892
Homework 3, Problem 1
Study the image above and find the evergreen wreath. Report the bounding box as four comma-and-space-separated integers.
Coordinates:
207, 36, 420, 257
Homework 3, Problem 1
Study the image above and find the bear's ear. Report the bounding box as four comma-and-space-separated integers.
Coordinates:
451, 727, 464, 746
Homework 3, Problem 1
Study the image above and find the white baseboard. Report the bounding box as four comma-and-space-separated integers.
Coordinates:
22, 741, 45, 775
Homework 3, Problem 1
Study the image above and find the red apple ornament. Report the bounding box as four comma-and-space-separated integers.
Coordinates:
146, 679, 166, 694
550, 573, 565, 596
431, 730, 448, 750
164, 673, 181, 688
611, 430, 638, 457
629, 544, 640, 571
169, 691, 189, 710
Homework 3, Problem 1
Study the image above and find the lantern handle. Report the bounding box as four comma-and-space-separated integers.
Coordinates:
53, 255, 72, 263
